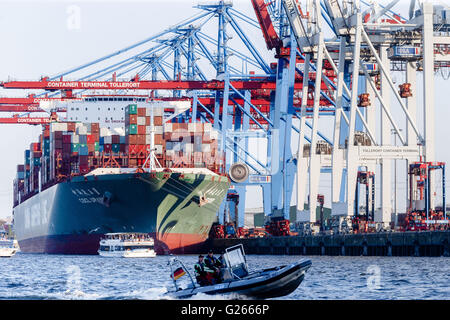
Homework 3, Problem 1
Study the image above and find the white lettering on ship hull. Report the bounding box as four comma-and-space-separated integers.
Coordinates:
78, 197, 103, 204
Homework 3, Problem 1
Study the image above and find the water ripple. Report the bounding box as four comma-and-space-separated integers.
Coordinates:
0, 253, 448, 300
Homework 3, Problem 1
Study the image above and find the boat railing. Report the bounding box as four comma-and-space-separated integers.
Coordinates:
122, 240, 154, 246
168, 256, 197, 291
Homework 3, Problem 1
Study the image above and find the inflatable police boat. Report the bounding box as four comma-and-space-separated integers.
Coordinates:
166, 244, 311, 299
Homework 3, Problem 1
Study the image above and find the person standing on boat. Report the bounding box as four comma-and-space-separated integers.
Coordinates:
194, 255, 215, 286
205, 250, 223, 283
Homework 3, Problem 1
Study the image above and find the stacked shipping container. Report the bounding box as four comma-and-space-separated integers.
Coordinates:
124, 104, 164, 167
13, 103, 224, 204
164, 122, 219, 168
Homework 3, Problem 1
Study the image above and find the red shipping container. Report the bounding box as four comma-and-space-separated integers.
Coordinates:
30, 142, 41, 151
87, 135, 96, 144
120, 144, 126, 153
112, 135, 120, 144
127, 135, 138, 145
54, 131, 63, 140
137, 134, 146, 145
55, 140, 63, 149
128, 144, 147, 154
154, 134, 163, 145
127, 145, 137, 154
139, 145, 148, 153
129, 114, 138, 124
91, 123, 100, 133
87, 144, 95, 153
163, 132, 172, 140
32, 151, 42, 158
138, 125, 146, 135
62, 134, 72, 144
154, 116, 163, 126
79, 155, 89, 165
104, 144, 112, 153
63, 144, 71, 154
67, 122, 76, 132
145, 116, 150, 126
137, 107, 146, 117
80, 167, 90, 174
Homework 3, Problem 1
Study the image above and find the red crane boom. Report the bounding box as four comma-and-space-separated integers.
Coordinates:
251, 0, 282, 50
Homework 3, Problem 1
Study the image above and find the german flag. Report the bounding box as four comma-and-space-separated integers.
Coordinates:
171, 267, 186, 280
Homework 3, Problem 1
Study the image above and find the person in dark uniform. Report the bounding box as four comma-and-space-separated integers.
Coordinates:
204, 250, 223, 283
194, 255, 214, 286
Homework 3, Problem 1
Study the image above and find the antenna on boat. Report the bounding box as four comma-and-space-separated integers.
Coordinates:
142, 103, 162, 172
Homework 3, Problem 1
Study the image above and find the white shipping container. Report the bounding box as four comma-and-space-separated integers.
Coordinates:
210, 130, 219, 140
145, 135, 152, 145
137, 117, 146, 125
188, 123, 196, 132
204, 122, 212, 132
154, 107, 163, 117
51, 123, 68, 132
77, 126, 88, 135
173, 142, 181, 152
71, 135, 80, 144
166, 149, 175, 157
201, 144, 211, 152
104, 135, 112, 144
145, 107, 163, 117
100, 127, 111, 137
155, 145, 163, 154
154, 126, 163, 134
184, 143, 194, 153
164, 123, 172, 132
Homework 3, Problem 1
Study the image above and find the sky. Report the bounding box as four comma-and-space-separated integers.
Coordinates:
0, 0, 449, 219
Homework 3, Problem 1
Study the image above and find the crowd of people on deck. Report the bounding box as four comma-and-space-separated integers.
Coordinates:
107, 233, 153, 242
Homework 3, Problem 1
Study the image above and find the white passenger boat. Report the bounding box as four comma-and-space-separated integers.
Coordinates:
0, 233, 19, 258
98, 233, 156, 258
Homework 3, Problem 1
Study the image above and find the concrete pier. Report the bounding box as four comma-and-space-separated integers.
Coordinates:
209, 231, 450, 257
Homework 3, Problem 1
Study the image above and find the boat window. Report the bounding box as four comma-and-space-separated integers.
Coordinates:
224, 246, 248, 278
226, 249, 245, 267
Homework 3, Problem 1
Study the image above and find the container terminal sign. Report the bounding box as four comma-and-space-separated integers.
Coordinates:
47, 81, 142, 89
358, 146, 420, 160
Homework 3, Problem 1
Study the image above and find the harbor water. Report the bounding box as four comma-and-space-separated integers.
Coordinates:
0, 254, 448, 300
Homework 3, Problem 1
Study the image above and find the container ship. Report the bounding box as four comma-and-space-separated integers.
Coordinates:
12, 99, 230, 254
